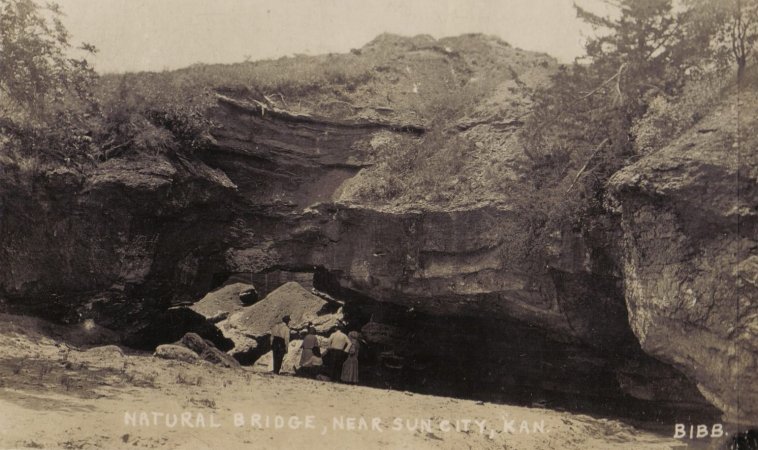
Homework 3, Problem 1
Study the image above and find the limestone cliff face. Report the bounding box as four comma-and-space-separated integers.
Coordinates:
0, 34, 745, 420
608, 89, 758, 426
0, 34, 547, 327
206, 92, 636, 352
0, 156, 236, 326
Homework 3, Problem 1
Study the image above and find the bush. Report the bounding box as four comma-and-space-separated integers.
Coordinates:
632, 71, 728, 154
94, 74, 214, 158
340, 128, 475, 204
0, 0, 98, 166
0, 0, 97, 117
408, 129, 471, 197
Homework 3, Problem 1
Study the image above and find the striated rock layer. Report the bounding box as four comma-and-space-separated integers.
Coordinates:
0, 35, 748, 423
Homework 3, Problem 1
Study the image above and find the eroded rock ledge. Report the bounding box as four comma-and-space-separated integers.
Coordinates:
608, 90, 758, 426
0, 67, 752, 425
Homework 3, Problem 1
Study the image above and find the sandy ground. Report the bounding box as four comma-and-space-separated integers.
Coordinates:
0, 314, 690, 450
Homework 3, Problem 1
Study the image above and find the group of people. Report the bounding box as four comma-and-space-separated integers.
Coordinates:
269, 315, 360, 384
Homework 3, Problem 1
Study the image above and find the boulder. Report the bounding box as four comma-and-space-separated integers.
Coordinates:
178, 332, 241, 369
218, 282, 343, 356
179, 332, 210, 354
190, 282, 255, 321
124, 307, 234, 352
68, 345, 126, 370
155, 344, 199, 363
199, 346, 241, 369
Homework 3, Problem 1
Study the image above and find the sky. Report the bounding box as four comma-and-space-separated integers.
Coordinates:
54, 0, 605, 74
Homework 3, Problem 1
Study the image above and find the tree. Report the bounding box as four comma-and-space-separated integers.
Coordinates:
687, 0, 758, 83
524, 0, 693, 183
0, 0, 98, 160
517, 0, 715, 249
731, 0, 758, 81
0, 0, 97, 121
576, 0, 705, 119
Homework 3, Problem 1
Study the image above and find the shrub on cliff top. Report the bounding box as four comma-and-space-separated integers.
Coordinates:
94, 74, 215, 159
0, 0, 219, 166
631, 71, 729, 155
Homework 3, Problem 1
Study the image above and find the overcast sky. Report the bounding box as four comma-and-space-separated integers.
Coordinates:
55, 0, 605, 73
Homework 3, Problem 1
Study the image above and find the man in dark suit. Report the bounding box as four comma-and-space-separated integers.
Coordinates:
270, 315, 291, 374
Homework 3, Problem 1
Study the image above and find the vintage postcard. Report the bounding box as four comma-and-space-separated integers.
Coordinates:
0, 0, 755, 448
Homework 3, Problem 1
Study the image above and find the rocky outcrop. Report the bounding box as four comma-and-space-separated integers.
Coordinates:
0, 34, 743, 422
155, 344, 200, 363
0, 155, 237, 328
218, 282, 342, 361
608, 90, 758, 426
177, 332, 241, 368
189, 282, 255, 322
0, 34, 542, 329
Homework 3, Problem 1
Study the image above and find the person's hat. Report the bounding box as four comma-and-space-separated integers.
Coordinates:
282, 315, 291, 322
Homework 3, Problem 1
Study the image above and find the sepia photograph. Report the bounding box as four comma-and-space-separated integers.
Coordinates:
0, 0, 756, 448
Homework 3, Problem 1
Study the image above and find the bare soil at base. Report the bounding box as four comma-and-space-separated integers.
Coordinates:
0, 314, 690, 449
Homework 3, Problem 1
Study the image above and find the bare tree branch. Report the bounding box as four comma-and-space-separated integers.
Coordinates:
566, 138, 610, 194
577, 63, 627, 102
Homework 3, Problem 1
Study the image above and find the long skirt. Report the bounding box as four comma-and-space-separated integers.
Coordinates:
300, 348, 315, 367
297, 355, 323, 378
341, 355, 359, 383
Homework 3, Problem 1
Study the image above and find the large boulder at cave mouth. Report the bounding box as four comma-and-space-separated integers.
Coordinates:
218, 282, 343, 356
189, 282, 256, 322
607, 89, 758, 427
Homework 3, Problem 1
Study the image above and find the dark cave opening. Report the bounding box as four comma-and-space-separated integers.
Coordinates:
307, 266, 722, 433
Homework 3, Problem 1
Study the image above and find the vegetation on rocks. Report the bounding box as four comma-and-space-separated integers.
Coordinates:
516, 0, 753, 259
1, 0, 756, 432
0, 0, 97, 166
1, 0, 753, 283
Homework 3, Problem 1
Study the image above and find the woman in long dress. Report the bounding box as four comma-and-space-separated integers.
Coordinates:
300, 325, 319, 366
297, 325, 322, 378
340, 331, 360, 384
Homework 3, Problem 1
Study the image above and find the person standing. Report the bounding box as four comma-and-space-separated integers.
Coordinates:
300, 325, 320, 366
340, 331, 360, 384
325, 325, 351, 381
296, 325, 322, 378
270, 315, 291, 374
